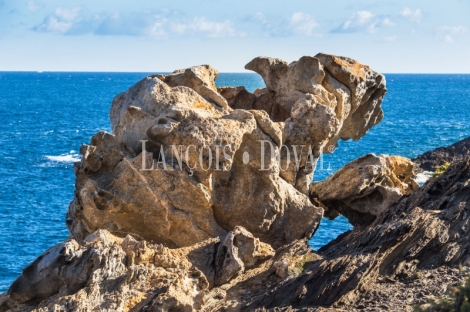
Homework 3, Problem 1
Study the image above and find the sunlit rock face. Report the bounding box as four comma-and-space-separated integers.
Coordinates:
66, 54, 387, 249
310, 154, 419, 228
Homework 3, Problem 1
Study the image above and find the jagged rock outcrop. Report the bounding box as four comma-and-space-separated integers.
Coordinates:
245, 54, 386, 145
68, 53, 386, 249
413, 136, 470, 171
217, 86, 290, 122
310, 154, 419, 227
0, 227, 276, 312
4, 159, 470, 311
246, 158, 470, 311
244, 55, 387, 192
156, 65, 229, 109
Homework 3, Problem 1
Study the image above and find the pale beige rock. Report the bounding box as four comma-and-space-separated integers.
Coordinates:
6, 230, 210, 311
2, 54, 390, 310
215, 226, 274, 285
315, 53, 387, 140
68, 131, 227, 247
157, 64, 229, 109
309, 154, 419, 227
71, 62, 326, 248
244, 54, 387, 194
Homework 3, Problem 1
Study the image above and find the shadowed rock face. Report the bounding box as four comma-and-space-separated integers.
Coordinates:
66, 54, 387, 249
6, 230, 213, 311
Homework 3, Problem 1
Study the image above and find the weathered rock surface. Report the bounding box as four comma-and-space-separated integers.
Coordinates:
413, 136, 470, 171
3, 156, 469, 312
245, 54, 386, 146
310, 154, 419, 227
246, 158, 470, 311
217, 86, 291, 122
214, 226, 274, 285
157, 65, 229, 109
2, 229, 213, 311
68, 53, 386, 249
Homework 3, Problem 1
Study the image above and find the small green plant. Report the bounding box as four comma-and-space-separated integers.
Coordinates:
434, 162, 451, 178
414, 276, 470, 312
289, 253, 320, 276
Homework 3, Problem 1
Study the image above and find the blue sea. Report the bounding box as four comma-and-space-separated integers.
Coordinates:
0, 72, 469, 292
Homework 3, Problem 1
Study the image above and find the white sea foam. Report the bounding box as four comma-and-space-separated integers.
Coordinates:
416, 171, 434, 186
45, 153, 81, 163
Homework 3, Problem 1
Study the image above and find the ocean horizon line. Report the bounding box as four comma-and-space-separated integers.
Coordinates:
1, 70, 470, 75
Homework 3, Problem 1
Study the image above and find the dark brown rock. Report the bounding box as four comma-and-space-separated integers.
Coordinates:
246, 158, 470, 310
413, 136, 470, 171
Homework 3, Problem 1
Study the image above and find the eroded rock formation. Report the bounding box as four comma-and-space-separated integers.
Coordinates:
7, 53, 446, 312
310, 154, 419, 227
3, 229, 213, 311
67, 54, 387, 249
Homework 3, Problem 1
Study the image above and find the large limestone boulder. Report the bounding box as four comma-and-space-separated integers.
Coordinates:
67, 54, 387, 249
245, 54, 387, 145
156, 64, 229, 109
310, 154, 419, 227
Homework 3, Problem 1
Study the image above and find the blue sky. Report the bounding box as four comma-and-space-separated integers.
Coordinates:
1, 0, 469, 72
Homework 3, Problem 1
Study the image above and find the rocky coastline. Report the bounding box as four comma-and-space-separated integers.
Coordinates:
1, 53, 469, 312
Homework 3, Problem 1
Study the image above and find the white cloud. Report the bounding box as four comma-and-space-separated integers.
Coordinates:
438, 25, 468, 43
251, 12, 268, 24
334, 11, 378, 33
170, 18, 241, 38
27, 1, 45, 13
400, 7, 422, 23
445, 35, 454, 43
33, 7, 89, 34
288, 12, 319, 36
249, 11, 319, 37
382, 18, 395, 27
33, 7, 243, 38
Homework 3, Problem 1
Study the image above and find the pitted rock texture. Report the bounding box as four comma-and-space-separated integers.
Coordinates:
310, 154, 419, 228
68, 54, 386, 248
245, 54, 387, 146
